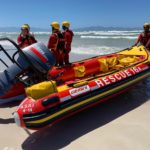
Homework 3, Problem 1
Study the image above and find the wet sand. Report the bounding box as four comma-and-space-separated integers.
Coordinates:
0, 53, 150, 150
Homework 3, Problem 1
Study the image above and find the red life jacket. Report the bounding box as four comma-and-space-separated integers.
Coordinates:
55, 32, 65, 51
63, 29, 74, 51
48, 31, 65, 52
139, 31, 150, 45
17, 33, 37, 49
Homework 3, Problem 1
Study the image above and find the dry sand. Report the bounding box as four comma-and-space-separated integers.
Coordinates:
0, 53, 150, 150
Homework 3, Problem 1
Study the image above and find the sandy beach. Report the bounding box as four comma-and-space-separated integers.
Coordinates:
0, 53, 150, 150
0, 86, 150, 150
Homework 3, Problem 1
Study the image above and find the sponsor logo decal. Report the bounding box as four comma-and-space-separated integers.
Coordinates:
69, 85, 90, 97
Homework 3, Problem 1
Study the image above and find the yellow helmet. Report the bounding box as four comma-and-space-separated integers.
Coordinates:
51, 22, 60, 30
24, 24, 30, 30
21, 24, 30, 30
143, 23, 149, 28
62, 21, 70, 28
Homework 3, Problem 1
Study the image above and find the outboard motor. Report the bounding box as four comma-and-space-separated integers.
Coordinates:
21, 42, 55, 75
0, 38, 55, 103
15, 42, 56, 84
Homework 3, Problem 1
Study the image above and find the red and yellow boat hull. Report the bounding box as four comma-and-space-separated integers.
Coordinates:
14, 46, 150, 130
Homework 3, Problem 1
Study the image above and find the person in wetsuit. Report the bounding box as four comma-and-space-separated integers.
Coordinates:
47, 22, 65, 67
17, 24, 37, 49
134, 23, 150, 47
62, 21, 74, 65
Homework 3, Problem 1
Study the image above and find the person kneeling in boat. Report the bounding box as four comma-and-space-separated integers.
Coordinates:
62, 21, 74, 65
47, 22, 65, 67
134, 23, 150, 47
17, 24, 37, 49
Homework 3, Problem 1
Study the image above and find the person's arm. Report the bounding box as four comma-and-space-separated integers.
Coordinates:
29, 33, 37, 43
146, 39, 150, 49
31, 36, 37, 43
17, 35, 22, 44
135, 33, 142, 46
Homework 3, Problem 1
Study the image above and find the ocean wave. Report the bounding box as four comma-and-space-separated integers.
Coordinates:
0, 32, 50, 35
0, 30, 141, 37
74, 30, 141, 36
80, 35, 137, 39
107, 30, 142, 33
94, 32, 139, 36
71, 46, 122, 55
0, 32, 18, 35
34, 32, 51, 35
0, 32, 51, 35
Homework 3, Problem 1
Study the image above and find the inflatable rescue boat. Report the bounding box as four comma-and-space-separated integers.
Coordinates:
13, 45, 150, 130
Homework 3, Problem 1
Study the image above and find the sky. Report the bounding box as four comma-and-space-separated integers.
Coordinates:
0, 0, 150, 29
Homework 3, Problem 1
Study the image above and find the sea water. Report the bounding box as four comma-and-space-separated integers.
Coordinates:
0, 29, 141, 69
0, 29, 143, 72
0, 30, 140, 55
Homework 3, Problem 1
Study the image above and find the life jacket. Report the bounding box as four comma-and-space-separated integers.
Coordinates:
19, 33, 37, 48
63, 29, 74, 51
140, 31, 150, 45
63, 30, 74, 41
54, 32, 65, 52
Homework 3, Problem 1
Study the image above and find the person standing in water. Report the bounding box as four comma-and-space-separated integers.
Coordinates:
62, 21, 74, 65
17, 24, 37, 49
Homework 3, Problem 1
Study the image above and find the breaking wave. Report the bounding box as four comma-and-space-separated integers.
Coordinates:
71, 46, 123, 55
80, 35, 137, 39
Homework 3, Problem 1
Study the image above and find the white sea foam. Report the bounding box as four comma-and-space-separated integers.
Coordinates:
93, 32, 139, 36
80, 35, 137, 39
71, 46, 122, 55
0, 32, 18, 35
74, 31, 95, 35
34, 32, 51, 35
0, 30, 141, 37
74, 30, 140, 39
74, 30, 141, 36
107, 30, 142, 33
